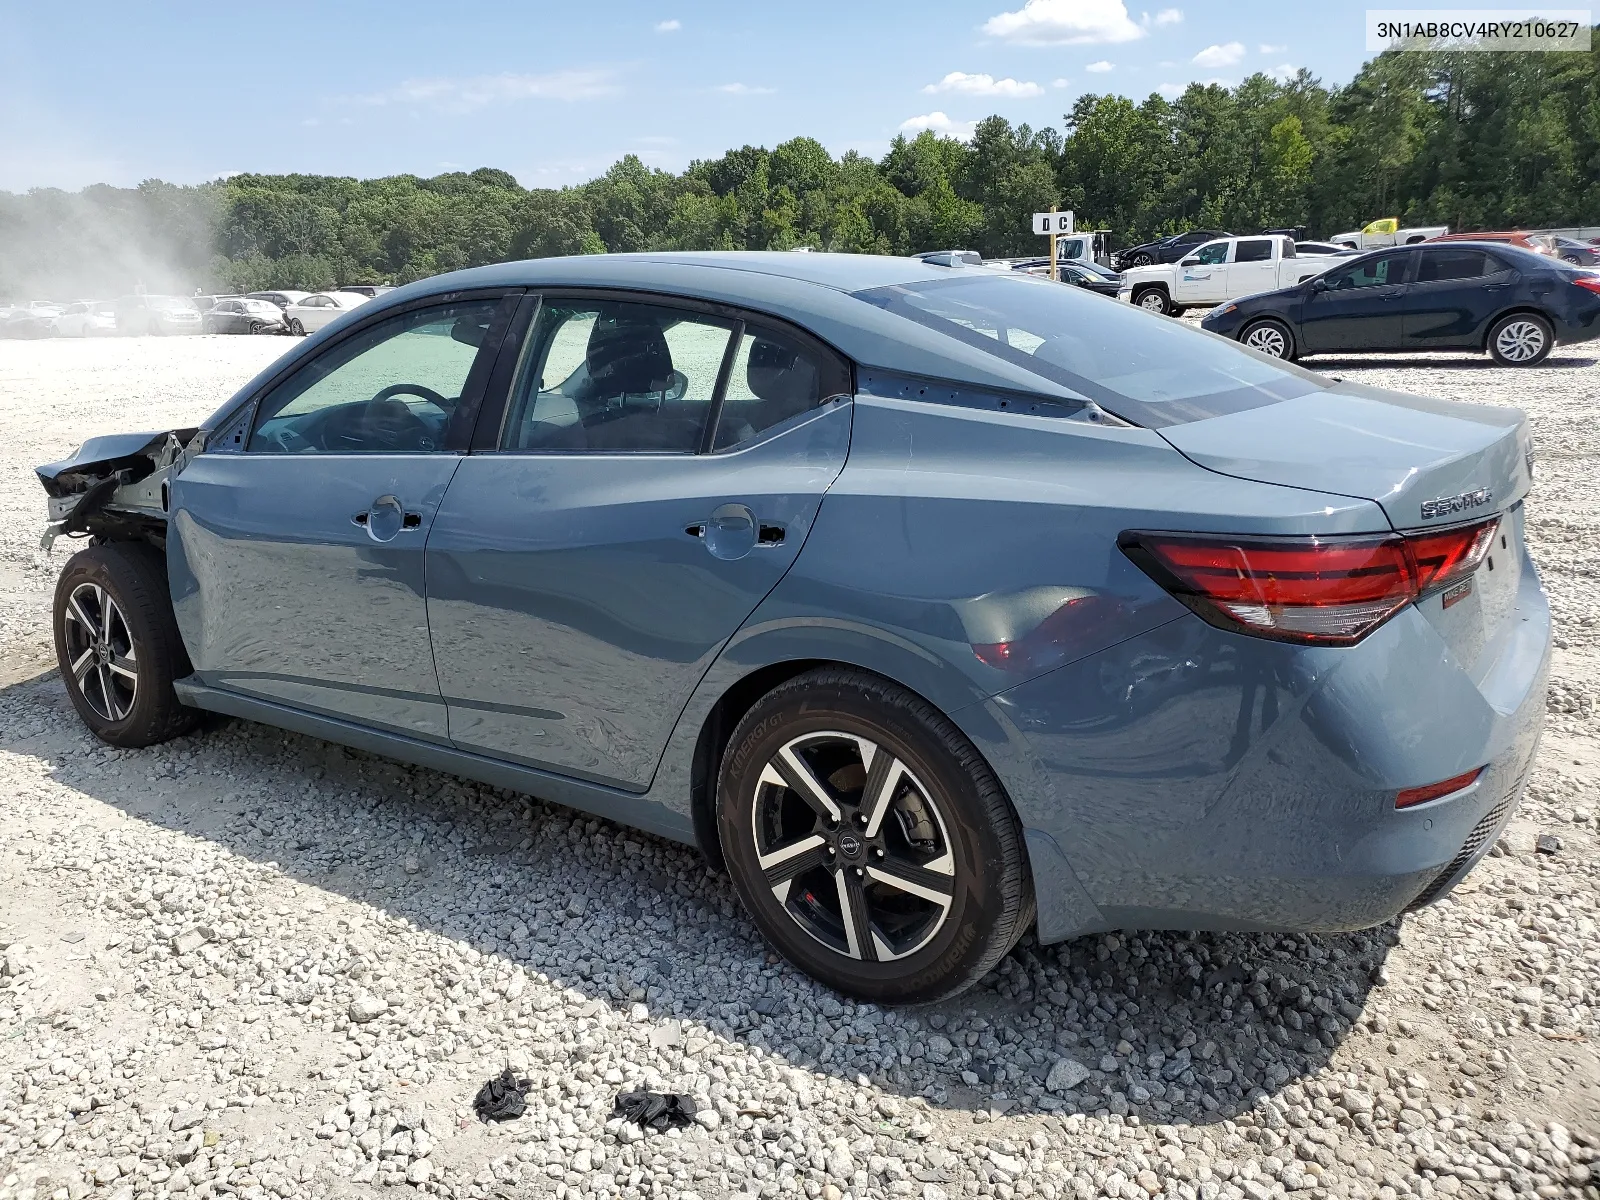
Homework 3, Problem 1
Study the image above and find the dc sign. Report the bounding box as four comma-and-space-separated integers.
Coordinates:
1031, 211, 1074, 236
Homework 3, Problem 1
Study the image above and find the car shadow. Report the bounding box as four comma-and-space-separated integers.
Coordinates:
0, 667, 1393, 1125
1304, 352, 1598, 370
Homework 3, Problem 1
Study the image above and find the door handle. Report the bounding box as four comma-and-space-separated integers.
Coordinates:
686, 518, 784, 546
353, 511, 422, 528
355, 495, 420, 542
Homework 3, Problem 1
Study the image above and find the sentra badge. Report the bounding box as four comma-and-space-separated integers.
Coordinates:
1421, 488, 1492, 521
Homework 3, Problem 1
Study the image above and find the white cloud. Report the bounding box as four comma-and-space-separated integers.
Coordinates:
1259, 42, 1287, 53
1052, 77, 1071, 87
1157, 82, 1186, 98
1086, 59, 1115, 72
982, 0, 1145, 45
1150, 8, 1183, 26
715, 82, 777, 95
923, 71, 1043, 98
898, 111, 978, 139
1266, 62, 1299, 81
654, 18, 680, 32
1192, 41, 1245, 68
356, 70, 618, 113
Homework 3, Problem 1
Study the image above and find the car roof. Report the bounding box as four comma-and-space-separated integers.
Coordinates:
253, 252, 1100, 404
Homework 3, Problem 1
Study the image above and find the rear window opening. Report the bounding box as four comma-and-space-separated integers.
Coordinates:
852, 273, 1325, 428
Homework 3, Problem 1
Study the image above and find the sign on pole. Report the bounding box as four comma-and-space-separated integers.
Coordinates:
1032, 210, 1074, 236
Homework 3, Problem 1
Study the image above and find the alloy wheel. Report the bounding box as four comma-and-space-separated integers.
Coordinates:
61, 582, 138, 722
1138, 292, 1167, 313
1244, 324, 1289, 357
751, 731, 956, 962
1494, 320, 1546, 363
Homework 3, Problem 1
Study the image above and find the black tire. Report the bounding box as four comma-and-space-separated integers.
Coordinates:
53, 542, 199, 748
1132, 286, 1172, 316
1129, 252, 1152, 267
289, 318, 305, 335
249, 320, 266, 335
1487, 312, 1553, 367
718, 667, 1034, 1004
1240, 318, 1297, 360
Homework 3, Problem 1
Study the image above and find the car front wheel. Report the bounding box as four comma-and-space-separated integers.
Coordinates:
1129, 252, 1152, 267
1487, 313, 1553, 366
1133, 287, 1171, 315
289, 318, 305, 335
54, 543, 199, 748
1240, 318, 1296, 360
718, 667, 1033, 1003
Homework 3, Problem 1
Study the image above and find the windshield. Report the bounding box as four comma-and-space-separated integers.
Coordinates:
852, 273, 1324, 428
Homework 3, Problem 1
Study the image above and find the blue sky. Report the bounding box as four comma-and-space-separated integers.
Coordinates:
2, 0, 1380, 192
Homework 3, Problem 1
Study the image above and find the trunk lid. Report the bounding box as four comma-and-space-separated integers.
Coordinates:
1157, 381, 1535, 674
1155, 380, 1531, 532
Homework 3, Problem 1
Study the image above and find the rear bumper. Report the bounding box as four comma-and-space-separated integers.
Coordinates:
979, 552, 1550, 941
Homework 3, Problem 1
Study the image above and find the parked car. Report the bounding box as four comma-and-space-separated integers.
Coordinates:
1329, 219, 1449, 250
1053, 260, 1124, 296
1294, 241, 1359, 257
190, 295, 239, 314
1548, 236, 1600, 266
1117, 235, 1344, 315
1, 307, 60, 338
1427, 231, 1553, 256
1200, 241, 1600, 365
115, 295, 202, 336
203, 298, 289, 335
56, 301, 118, 337
36, 252, 1548, 1003
245, 290, 312, 313
285, 291, 371, 334
1113, 229, 1230, 270
336, 284, 395, 298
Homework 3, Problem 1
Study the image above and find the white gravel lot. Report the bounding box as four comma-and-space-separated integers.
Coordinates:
0, 333, 1596, 1200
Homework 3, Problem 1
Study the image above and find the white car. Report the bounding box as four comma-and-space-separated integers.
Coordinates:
56, 301, 118, 337
284, 291, 369, 335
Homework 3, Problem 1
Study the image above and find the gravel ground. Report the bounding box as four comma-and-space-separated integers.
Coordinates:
0, 334, 1596, 1200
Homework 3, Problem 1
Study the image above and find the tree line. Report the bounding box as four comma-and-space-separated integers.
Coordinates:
2, 40, 1596, 299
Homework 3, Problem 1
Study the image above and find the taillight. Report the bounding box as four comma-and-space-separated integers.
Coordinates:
1120, 516, 1500, 645
1572, 274, 1600, 297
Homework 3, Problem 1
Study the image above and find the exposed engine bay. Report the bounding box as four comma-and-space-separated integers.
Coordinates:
36, 427, 201, 551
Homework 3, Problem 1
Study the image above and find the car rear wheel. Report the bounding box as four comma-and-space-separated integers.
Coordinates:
53, 543, 199, 748
249, 320, 266, 335
718, 667, 1033, 1003
1240, 318, 1296, 360
1133, 287, 1171, 315
1487, 313, 1552, 367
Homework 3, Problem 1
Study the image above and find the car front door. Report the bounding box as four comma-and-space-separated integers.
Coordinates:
1297, 250, 1415, 352
168, 293, 518, 740
1225, 237, 1278, 298
1401, 248, 1511, 348
1174, 240, 1229, 304
425, 295, 854, 789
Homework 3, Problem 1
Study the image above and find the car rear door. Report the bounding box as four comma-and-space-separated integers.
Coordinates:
168, 292, 519, 741
425, 293, 853, 790
1224, 237, 1277, 298
1402, 248, 1511, 348
1297, 249, 1415, 352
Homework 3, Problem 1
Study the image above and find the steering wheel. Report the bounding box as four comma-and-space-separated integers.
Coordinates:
370, 382, 451, 409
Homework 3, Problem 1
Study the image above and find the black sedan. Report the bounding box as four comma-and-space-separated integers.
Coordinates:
1114, 229, 1230, 270
1200, 241, 1600, 366
1057, 260, 1123, 296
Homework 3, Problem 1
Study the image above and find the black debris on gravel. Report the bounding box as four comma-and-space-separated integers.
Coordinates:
1536, 833, 1563, 854
473, 1069, 532, 1122
614, 1089, 697, 1131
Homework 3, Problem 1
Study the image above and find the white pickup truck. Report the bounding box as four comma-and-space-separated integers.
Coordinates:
1328, 219, 1448, 250
1117, 235, 1345, 315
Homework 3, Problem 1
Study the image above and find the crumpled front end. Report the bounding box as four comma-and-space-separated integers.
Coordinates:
37, 427, 201, 551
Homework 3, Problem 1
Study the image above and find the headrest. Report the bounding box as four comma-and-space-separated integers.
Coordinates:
586, 318, 673, 395
746, 337, 817, 406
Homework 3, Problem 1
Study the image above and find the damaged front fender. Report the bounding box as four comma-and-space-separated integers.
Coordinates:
37, 427, 202, 551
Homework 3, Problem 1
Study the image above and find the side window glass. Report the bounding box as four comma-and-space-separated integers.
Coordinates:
248, 299, 499, 454
1417, 250, 1489, 282
713, 325, 850, 451
1327, 254, 1404, 290
1194, 242, 1229, 266
1232, 239, 1272, 263
502, 300, 735, 452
